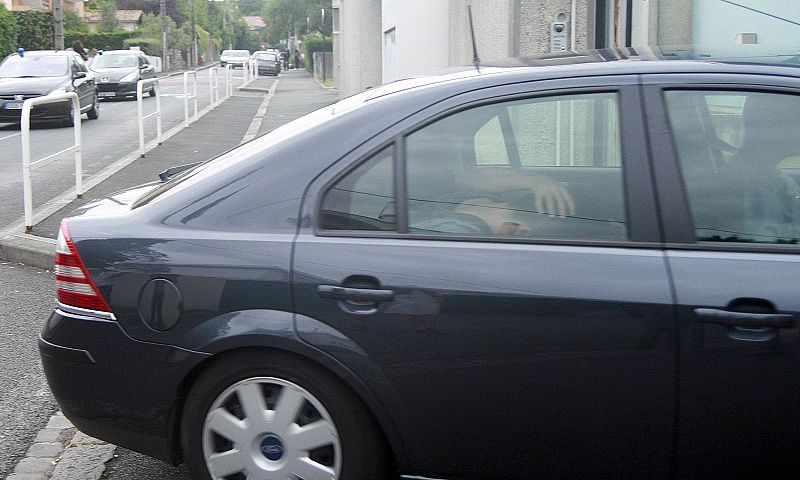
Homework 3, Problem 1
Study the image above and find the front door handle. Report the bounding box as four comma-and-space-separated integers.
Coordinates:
317, 285, 394, 303
694, 308, 795, 328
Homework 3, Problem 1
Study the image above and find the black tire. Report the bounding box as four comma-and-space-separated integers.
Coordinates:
86, 94, 100, 120
61, 104, 75, 127
180, 350, 395, 480
148, 86, 157, 98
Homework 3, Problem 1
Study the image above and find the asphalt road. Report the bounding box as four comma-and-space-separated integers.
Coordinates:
0, 261, 57, 478
0, 68, 245, 230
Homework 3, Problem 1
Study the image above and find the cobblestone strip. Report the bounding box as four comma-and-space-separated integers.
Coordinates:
6, 412, 75, 480
48, 432, 115, 480
6, 412, 116, 480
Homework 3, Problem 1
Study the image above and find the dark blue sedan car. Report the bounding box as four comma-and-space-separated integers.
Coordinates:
40, 50, 800, 479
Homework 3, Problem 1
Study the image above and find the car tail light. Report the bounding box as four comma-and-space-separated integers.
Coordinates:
55, 221, 111, 312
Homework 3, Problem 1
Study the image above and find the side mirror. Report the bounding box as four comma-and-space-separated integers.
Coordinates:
139, 64, 148, 70
73, 71, 87, 79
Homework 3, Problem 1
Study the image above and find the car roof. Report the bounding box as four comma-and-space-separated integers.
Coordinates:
356, 48, 800, 102
98, 50, 142, 55
8, 50, 77, 57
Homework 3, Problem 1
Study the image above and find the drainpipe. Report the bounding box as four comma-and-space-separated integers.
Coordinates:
571, 0, 577, 51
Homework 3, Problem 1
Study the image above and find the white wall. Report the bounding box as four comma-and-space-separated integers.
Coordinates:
338, 0, 382, 97
693, 0, 799, 60
382, 0, 450, 82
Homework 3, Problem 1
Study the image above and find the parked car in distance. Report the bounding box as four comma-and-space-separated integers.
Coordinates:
253, 51, 281, 75
39, 49, 800, 480
219, 49, 251, 68
0, 50, 99, 126
90, 50, 156, 99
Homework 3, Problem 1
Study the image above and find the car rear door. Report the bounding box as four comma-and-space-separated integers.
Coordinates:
293, 76, 676, 478
644, 73, 800, 479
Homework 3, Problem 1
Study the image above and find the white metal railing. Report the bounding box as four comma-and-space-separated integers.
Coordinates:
225, 64, 233, 98
208, 66, 220, 107
136, 78, 162, 157
20, 92, 82, 233
183, 70, 198, 127
242, 59, 257, 86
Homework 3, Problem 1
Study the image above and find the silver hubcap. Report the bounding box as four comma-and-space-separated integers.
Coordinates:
202, 377, 341, 480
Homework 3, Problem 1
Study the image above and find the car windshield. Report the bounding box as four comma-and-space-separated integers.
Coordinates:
91, 53, 138, 69
256, 53, 277, 61
0, 55, 69, 78
223, 50, 250, 57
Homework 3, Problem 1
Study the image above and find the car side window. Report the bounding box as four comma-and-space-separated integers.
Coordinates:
405, 92, 627, 240
319, 147, 396, 231
665, 90, 800, 245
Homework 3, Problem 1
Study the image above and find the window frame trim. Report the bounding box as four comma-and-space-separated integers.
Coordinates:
645, 81, 800, 249
315, 84, 659, 246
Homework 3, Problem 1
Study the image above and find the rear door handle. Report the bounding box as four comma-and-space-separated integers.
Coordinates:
317, 285, 394, 303
694, 308, 795, 328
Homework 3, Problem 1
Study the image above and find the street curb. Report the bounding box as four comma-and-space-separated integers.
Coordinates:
0, 233, 55, 271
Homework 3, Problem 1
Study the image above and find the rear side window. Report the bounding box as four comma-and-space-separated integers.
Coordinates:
665, 90, 800, 245
320, 92, 628, 242
405, 92, 626, 240
319, 147, 396, 231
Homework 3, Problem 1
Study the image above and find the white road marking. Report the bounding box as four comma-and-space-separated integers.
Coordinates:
241, 80, 278, 144
0, 132, 21, 141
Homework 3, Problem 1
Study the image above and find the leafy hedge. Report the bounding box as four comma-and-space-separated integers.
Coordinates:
302, 35, 331, 73
14, 10, 54, 51
0, 5, 19, 57
65, 31, 138, 51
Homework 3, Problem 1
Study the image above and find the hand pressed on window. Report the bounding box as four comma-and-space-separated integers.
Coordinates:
454, 167, 576, 218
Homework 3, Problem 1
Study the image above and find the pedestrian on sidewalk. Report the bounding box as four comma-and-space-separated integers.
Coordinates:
282, 48, 290, 70
294, 48, 300, 70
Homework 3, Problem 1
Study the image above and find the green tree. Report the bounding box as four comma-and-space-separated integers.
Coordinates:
262, 0, 331, 46
64, 9, 88, 34
262, 0, 306, 45
99, 0, 120, 32
0, 4, 19, 56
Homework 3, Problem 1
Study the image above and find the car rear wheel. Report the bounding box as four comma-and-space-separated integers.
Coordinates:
180, 351, 394, 480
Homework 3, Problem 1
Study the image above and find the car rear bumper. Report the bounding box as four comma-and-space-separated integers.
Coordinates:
39, 308, 210, 463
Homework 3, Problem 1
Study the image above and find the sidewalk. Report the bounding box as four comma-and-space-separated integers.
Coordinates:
0, 69, 339, 271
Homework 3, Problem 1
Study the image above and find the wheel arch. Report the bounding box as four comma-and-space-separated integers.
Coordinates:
170, 337, 408, 470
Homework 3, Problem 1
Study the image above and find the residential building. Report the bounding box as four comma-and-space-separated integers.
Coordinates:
7, 0, 82, 14
84, 9, 143, 33
334, 0, 800, 98
242, 16, 266, 32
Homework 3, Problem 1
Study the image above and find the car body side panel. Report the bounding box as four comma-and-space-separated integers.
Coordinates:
292, 76, 676, 478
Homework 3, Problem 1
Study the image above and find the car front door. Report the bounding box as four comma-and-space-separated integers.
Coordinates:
70, 56, 92, 109
645, 76, 800, 478
293, 79, 677, 478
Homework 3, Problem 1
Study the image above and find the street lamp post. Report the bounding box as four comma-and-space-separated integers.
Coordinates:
160, 0, 168, 71
190, 0, 197, 67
